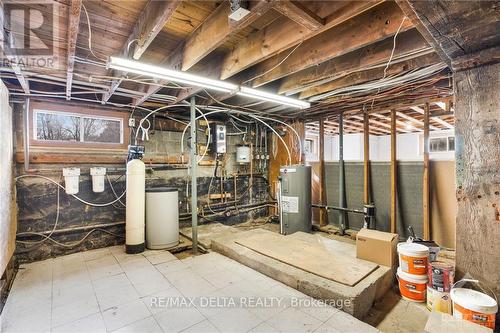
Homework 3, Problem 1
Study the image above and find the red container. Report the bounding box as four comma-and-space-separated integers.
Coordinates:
428, 261, 454, 292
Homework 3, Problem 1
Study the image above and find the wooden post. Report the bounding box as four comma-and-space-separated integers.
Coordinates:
363, 112, 370, 205
319, 118, 328, 226
390, 109, 397, 234
423, 102, 430, 240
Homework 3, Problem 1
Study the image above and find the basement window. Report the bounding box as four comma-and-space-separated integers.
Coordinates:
32, 109, 126, 148
429, 136, 455, 152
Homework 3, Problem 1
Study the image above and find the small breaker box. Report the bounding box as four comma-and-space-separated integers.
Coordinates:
209, 124, 227, 154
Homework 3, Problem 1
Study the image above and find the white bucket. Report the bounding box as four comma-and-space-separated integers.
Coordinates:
397, 268, 428, 302
397, 242, 429, 275
450, 279, 498, 329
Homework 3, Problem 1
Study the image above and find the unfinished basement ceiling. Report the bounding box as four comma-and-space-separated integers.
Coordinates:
0, 0, 460, 131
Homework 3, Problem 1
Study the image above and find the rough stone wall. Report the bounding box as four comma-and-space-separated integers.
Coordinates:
15, 127, 269, 262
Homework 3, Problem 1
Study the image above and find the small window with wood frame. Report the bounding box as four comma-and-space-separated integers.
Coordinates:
29, 102, 129, 150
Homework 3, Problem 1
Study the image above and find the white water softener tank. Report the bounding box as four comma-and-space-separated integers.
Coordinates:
126, 159, 145, 254
236, 145, 251, 164
145, 187, 179, 249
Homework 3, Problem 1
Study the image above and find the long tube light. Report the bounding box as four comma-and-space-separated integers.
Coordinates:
108, 57, 237, 93
237, 86, 310, 109
108, 57, 310, 109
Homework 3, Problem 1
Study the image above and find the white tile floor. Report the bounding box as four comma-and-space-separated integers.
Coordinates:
0, 246, 379, 333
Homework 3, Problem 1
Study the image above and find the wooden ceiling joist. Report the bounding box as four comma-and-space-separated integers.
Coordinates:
299, 52, 441, 100
219, 0, 381, 80
101, 0, 182, 103
351, 115, 409, 134
282, 28, 432, 96
66, 0, 82, 100
409, 106, 450, 130
246, 2, 413, 88
134, 0, 275, 106
273, 1, 325, 31
182, 0, 276, 71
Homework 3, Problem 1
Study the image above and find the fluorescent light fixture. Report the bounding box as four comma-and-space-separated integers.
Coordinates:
108, 57, 238, 93
237, 86, 310, 109
108, 57, 310, 109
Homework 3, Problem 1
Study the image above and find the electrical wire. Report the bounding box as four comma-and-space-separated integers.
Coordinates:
241, 41, 304, 85
15, 175, 126, 207
383, 16, 407, 79
81, 3, 108, 62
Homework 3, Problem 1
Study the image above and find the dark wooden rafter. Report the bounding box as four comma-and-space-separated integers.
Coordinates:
396, 0, 499, 71
220, 0, 382, 80
135, 0, 276, 106
101, 0, 182, 103
66, 0, 83, 100
244, 2, 413, 87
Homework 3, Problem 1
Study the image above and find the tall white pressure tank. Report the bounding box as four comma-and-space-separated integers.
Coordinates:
125, 159, 145, 254
145, 187, 179, 249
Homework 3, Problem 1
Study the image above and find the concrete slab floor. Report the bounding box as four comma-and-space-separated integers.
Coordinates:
364, 288, 430, 333
0, 245, 379, 333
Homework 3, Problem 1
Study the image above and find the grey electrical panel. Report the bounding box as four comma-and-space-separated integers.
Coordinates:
209, 124, 227, 154
278, 165, 312, 235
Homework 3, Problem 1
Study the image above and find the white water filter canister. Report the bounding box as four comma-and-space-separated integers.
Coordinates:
125, 159, 145, 254
90, 167, 106, 193
63, 167, 80, 195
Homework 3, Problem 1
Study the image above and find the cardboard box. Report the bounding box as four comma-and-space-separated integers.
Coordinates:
356, 229, 398, 267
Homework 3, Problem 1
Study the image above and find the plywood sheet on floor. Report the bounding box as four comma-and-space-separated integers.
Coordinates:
236, 230, 378, 286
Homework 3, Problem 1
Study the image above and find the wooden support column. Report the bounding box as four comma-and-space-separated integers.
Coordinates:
363, 112, 370, 205
455, 62, 500, 323
423, 102, 430, 240
319, 118, 328, 226
390, 109, 397, 234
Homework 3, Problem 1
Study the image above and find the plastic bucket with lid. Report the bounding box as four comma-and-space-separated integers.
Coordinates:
397, 268, 428, 302
397, 242, 429, 275
451, 279, 498, 329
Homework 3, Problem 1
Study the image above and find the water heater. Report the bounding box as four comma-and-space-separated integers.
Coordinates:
126, 158, 145, 254
278, 165, 312, 235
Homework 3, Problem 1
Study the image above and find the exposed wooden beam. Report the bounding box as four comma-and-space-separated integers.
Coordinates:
66, 0, 82, 100
135, 1, 274, 106
370, 113, 412, 133
409, 106, 445, 130
352, 115, 410, 134
396, 0, 498, 71
283, 28, 431, 96
182, 0, 276, 71
390, 109, 397, 234
273, 1, 325, 31
132, 0, 182, 60
247, 2, 413, 87
395, 0, 452, 68
102, 0, 182, 103
422, 102, 430, 240
221, 1, 381, 80
299, 52, 441, 100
